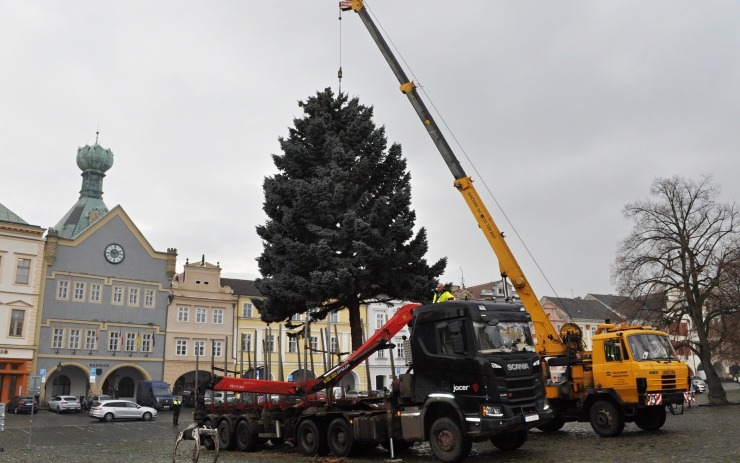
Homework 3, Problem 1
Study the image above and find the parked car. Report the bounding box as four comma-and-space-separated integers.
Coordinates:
48, 395, 82, 413
86, 394, 112, 410
692, 378, 707, 393
6, 396, 39, 414
88, 399, 157, 422
344, 390, 360, 398
203, 390, 238, 405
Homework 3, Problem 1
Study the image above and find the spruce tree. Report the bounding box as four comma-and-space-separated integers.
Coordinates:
255, 88, 446, 350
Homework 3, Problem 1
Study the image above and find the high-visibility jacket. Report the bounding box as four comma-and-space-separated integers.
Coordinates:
433, 290, 454, 303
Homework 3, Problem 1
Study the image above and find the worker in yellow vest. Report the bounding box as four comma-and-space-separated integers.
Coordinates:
172, 396, 182, 425
433, 283, 455, 303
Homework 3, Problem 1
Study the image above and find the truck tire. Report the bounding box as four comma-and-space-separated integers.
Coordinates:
296, 419, 329, 456
429, 416, 472, 463
537, 415, 566, 432
589, 401, 624, 437
217, 420, 236, 450
327, 418, 354, 457
490, 430, 528, 451
635, 406, 667, 431
235, 420, 261, 452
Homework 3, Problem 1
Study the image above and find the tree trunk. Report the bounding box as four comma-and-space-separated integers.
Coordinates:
699, 350, 728, 405
348, 302, 364, 352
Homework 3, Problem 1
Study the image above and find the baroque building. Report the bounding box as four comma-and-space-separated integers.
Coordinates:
0, 204, 45, 402
37, 137, 176, 402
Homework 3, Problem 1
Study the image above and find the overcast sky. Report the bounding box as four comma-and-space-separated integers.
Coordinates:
2, 1, 739, 299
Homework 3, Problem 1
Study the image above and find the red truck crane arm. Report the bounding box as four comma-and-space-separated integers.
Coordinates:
207, 303, 420, 396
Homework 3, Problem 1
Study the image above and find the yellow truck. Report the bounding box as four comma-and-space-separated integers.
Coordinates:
343, 0, 694, 436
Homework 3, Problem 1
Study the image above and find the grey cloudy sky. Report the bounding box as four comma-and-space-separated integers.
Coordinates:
2, 1, 739, 299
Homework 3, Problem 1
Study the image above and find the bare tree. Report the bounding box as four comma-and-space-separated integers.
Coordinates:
613, 175, 740, 405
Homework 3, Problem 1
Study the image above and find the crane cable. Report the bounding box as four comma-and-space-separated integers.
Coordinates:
364, 3, 561, 300
338, 5, 344, 93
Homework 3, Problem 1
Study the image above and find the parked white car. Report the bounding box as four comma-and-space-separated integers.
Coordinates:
48, 395, 82, 413
692, 378, 707, 393
89, 399, 157, 422
204, 391, 237, 405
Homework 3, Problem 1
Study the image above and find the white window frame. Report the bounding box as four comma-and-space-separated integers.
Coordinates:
395, 336, 405, 358
57, 280, 70, 300
212, 308, 224, 324
194, 340, 205, 357
240, 332, 252, 352
69, 329, 81, 350
112, 285, 124, 305
178, 306, 190, 322
330, 336, 339, 354
124, 332, 136, 352
142, 333, 153, 352
144, 289, 155, 308
89, 283, 102, 303
288, 336, 298, 353
52, 328, 64, 349
9, 309, 25, 337
376, 313, 386, 330
128, 287, 139, 307
73, 282, 86, 302
212, 340, 223, 357
195, 307, 207, 323
14, 257, 31, 285
241, 302, 253, 318
176, 339, 187, 356
108, 331, 121, 351
84, 330, 97, 350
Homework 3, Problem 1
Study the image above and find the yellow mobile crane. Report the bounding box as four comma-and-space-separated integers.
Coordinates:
342, 0, 693, 436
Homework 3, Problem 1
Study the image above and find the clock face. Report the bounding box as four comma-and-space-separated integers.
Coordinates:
104, 244, 125, 264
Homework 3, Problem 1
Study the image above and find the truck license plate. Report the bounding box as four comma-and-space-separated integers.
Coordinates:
524, 414, 539, 422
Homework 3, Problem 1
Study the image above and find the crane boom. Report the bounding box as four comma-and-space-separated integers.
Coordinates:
343, 0, 564, 355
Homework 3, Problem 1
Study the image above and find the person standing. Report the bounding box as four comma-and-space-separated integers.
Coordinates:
433, 283, 455, 303
172, 396, 182, 425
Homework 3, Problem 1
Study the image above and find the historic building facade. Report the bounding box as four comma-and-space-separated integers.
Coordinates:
37, 139, 176, 402
0, 204, 45, 402
164, 258, 236, 395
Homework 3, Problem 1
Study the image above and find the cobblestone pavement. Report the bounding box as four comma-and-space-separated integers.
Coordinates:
1, 385, 738, 463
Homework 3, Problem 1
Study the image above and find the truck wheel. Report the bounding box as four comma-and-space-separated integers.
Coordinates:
537, 415, 566, 432
217, 420, 236, 450
589, 401, 624, 437
327, 418, 354, 457
235, 420, 261, 452
429, 416, 472, 463
635, 406, 667, 431
490, 430, 528, 451
296, 419, 329, 456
